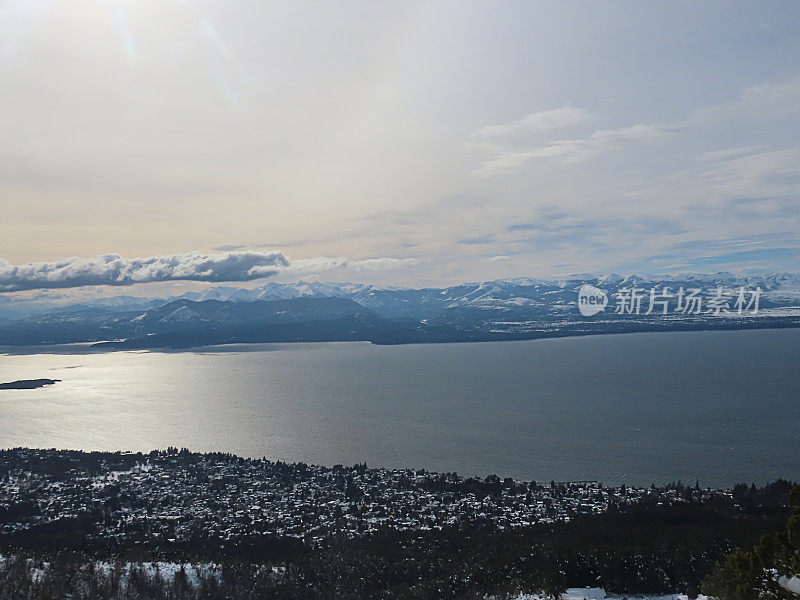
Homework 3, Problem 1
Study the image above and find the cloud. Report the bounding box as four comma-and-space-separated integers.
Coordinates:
693, 147, 800, 205
0, 251, 426, 291
212, 243, 249, 251
474, 106, 589, 136
459, 235, 495, 245
694, 76, 800, 123
468, 74, 800, 179
471, 123, 678, 176
0, 250, 289, 292
696, 146, 763, 162
0, 250, 424, 292
740, 77, 800, 106
285, 256, 417, 274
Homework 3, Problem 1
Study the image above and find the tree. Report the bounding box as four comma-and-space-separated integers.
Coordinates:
703, 484, 800, 600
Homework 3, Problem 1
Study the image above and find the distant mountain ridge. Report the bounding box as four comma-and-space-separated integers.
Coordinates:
7, 271, 800, 320
1, 273, 800, 348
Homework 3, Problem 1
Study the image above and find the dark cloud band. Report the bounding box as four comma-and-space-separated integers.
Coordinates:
0, 250, 289, 292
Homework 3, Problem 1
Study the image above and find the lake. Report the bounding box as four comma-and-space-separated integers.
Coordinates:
1, 328, 799, 487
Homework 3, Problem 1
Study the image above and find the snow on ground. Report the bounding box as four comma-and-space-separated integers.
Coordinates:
779, 575, 800, 595
95, 561, 222, 588
511, 588, 712, 600
0, 555, 223, 587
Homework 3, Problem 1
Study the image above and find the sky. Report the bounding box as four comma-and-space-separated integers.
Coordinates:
1, 0, 800, 296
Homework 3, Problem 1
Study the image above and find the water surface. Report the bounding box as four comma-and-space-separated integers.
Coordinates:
1, 329, 799, 487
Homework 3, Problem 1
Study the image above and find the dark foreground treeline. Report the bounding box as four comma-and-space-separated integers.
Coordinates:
0, 481, 796, 600
703, 484, 800, 600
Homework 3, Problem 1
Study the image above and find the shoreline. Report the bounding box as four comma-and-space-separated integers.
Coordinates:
1, 318, 800, 354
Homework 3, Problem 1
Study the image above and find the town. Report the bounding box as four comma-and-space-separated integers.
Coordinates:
0, 447, 730, 549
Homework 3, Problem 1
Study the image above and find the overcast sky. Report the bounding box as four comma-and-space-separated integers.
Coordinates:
2, 0, 799, 292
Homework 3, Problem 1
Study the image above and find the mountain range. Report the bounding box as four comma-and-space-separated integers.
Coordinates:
1, 273, 800, 348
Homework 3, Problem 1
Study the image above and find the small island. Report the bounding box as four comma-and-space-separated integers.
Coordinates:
0, 378, 60, 390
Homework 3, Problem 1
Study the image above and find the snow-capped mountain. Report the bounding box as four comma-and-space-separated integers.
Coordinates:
2, 272, 800, 348
2, 272, 800, 323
